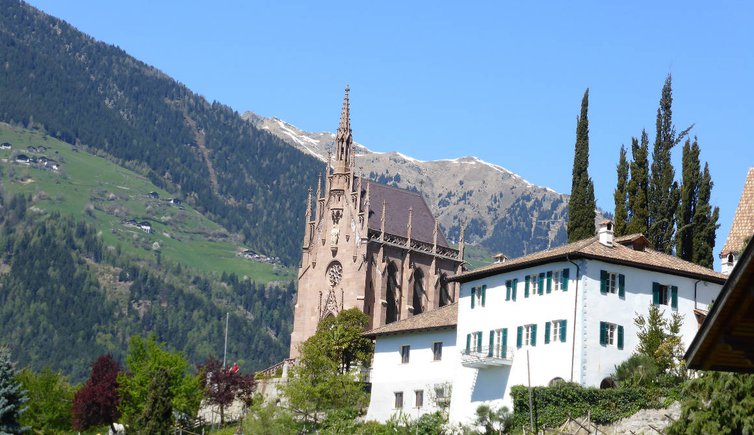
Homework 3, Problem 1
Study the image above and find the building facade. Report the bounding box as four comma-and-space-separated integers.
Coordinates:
289, 88, 464, 357
364, 304, 458, 422
446, 222, 725, 422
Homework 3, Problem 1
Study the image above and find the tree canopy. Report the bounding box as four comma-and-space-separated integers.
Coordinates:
568, 89, 596, 242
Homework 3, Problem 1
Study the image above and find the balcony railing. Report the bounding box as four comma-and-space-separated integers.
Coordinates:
460, 346, 515, 368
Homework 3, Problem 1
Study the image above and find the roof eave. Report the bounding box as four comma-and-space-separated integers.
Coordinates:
363, 324, 457, 339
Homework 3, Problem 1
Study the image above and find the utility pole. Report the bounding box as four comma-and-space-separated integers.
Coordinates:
527, 349, 535, 433
223, 312, 229, 368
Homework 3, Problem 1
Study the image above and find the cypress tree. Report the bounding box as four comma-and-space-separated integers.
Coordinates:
692, 163, 719, 268
676, 138, 700, 261
135, 367, 174, 434
626, 130, 650, 234
614, 145, 629, 236
568, 89, 596, 242
648, 75, 686, 253
0, 347, 28, 434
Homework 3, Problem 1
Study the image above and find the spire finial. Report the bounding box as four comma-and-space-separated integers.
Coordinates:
335, 85, 353, 172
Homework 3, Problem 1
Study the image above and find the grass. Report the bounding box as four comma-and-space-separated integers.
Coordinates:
0, 123, 294, 283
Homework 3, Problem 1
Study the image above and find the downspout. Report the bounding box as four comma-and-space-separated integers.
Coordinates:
567, 254, 580, 383
693, 279, 702, 310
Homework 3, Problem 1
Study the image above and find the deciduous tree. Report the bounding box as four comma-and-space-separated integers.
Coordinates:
17, 368, 74, 432
199, 357, 255, 426
72, 354, 123, 432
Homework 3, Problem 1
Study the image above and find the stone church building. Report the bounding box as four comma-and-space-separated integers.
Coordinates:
289, 88, 465, 357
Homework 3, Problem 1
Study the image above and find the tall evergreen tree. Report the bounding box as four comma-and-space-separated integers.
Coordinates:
692, 163, 719, 268
0, 347, 28, 434
675, 138, 701, 261
626, 130, 650, 234
568, 89, 596, 242
613, 145, 629, 236
648, 75, 686, 253
135, 367, 173, 434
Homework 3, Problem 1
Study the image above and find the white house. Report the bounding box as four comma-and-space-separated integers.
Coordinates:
445, 221, 726, 424
364, 303, 458, 423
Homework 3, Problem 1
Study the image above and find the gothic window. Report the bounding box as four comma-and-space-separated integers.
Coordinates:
327, 262, 343, 287
439, 274, 451, 307
386, 262, 399, 324
412, 268, 425, 316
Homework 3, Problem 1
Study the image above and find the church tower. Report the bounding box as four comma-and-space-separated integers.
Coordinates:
290, 87, 464, 358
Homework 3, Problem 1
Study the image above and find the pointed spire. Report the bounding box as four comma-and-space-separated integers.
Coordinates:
334, 85, 353, 172
303, 187, 313, 248
324, 153, 331, 194
380, 200, 386, 242
406, 207, 413, 245
305, 187, 312, 220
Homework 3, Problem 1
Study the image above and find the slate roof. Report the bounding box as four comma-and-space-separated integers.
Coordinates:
450, 234, 727, 284
363, 303, 457, 337
365, 180, 450, 247
721, 167, 754, 257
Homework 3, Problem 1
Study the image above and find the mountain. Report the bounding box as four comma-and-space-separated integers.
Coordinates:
245, 115, 574, 258
0, 0, 321, 265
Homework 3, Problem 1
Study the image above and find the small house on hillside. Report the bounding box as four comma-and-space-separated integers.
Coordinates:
27, 146, 37, 153
15, 154, 29, 163
0, 142, 11, 150
148, 191, 159, 199
138, 221, 152, 234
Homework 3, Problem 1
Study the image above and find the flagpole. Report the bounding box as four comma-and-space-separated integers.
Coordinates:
223, 312, 229, 368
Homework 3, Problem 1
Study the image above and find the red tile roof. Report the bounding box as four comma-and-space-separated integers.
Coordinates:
364, 303, 457, 337
721, 168, 754, 257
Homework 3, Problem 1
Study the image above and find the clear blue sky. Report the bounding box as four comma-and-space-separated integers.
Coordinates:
26, 1, 754, 265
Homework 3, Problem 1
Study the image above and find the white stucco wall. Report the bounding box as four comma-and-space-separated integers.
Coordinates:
448, 258, 723, 425
365, 328, 457, 423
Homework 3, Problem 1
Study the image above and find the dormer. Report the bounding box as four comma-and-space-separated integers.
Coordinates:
493, 253, 509, 264
598, 220, 614, 247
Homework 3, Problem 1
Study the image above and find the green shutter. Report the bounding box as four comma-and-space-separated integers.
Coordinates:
562, 268, 569, 291
538, 273, 545, 295
466, 334, 471, 353
506, 280, 511, 301
546, 271, 552, 293
471, 287, 476, 309
517, 326, 523, 348
560, 320, 567, 342
489, 330, 494, 357
652, 282, 660, 305
502, 329, 508, 358
599, 322, 606, 346
481, 285, 487, 307
671, 286, 678, 309
512, 279, 518, 301
600, 270, 608, 294
618, 274, 625, 298
531, 324, 537, 347
544, 322, 551, 344
617, 325, 624, 350
477, 332, 483, 352
524, 276, 530, 298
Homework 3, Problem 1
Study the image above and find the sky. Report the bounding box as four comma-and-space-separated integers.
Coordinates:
26, 1, 754, 266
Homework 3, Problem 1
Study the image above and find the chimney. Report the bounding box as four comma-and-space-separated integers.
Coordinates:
493, 253, 509, 264
721, 252, 738, 275
598, 220, 614, 247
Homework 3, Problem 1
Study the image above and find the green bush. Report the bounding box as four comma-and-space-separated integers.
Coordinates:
510, 382, 669, 429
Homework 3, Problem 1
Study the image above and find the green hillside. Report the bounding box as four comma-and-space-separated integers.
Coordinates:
0, 123, 292, 283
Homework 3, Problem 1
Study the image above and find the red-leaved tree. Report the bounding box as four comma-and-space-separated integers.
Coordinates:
72, 354, 123, 431
199, 357, 255, 426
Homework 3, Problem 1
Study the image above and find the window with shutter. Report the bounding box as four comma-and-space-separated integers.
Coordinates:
471, 287, 476, 309
562, 268, 570, 291
524, 275, 530, 298
466, 334, 471, 354
600, 322, 619, 347
671, 286, 678, 309
502, 328, 508, 358
505, 280, 512, 301
488, 330, 494, 357
481, 285, 487, 307
538, 273, 545, 295
600, 270, 608, 294
560, 320, 567, 342
476, 332, 483, 352
617, 325, 624, 350
517, 326, 523, 348
553, 270, 561, 291
546, 271, 553, 293
531, 324, 537, 346
545, 322, 551, 344
599, 321, 607, 345
618, 274, 625, 298
512, 279, 518, 300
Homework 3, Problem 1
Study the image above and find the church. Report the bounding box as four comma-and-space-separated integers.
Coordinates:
289, 88, 465, 357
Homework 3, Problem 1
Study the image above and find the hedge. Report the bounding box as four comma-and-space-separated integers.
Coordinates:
510, 382, 672, 430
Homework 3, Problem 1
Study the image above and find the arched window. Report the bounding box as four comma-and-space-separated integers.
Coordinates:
413, 268, 425, 316
600, 377, 616, 389
439, 274, 451, 307
386, 262, 399, 324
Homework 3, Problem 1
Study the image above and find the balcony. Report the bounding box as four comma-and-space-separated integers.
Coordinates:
460, 346, 515, 368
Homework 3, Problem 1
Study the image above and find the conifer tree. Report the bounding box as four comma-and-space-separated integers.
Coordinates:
675, 138, 700, 261
568, 89, 596, 242
135, 367, 173, 434
613, 145, 629, 236
626, 131, 650, 234
692, 163, 719, 268
0, 347, 28, 434
648, 75, 686, 253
